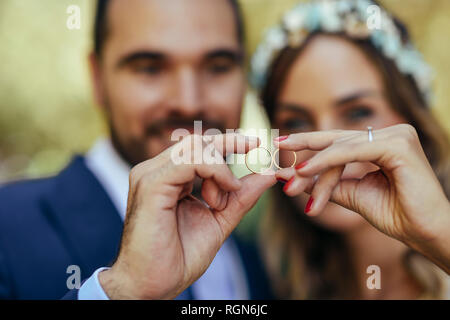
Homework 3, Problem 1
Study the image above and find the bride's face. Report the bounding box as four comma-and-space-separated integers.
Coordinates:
273, 35, 406, 232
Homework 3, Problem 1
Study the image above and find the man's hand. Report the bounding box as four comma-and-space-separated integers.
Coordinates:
99, 133, 276, 299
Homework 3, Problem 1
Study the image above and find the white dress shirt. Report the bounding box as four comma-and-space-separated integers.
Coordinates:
78, 138, 249, 300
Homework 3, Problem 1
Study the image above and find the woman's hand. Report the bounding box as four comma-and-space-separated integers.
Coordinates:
275, 124, 450, 273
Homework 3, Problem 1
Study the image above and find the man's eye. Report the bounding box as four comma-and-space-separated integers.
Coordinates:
345, 107, 373, 122
130, 60, 164, 75
207, 60, 234, 74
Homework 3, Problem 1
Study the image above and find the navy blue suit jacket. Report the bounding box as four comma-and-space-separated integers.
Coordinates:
0, 156, 273, 300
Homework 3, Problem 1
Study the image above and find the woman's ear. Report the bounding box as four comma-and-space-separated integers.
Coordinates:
88, 52, 106, 109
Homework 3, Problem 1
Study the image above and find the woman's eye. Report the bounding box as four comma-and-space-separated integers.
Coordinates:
138, 65, 162, 75
282, 119, 310, 131
345, 107, 373, 122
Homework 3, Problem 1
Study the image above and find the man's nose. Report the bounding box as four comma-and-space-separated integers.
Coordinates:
168, 67, 204, 116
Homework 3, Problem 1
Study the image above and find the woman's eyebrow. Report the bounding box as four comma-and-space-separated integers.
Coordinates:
334, 90, 380, 107
277, 103, 310, 115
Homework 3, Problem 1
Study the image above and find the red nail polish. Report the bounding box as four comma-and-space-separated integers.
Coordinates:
275, 136, 289, 142
305, 196, 314, 213
295, 161, 308, 170
277, 178, 288, 184
283, 177, 294, 192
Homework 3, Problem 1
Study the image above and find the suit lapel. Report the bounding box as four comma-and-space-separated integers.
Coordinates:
41, 156, 124, 276
233, 235, 275, 299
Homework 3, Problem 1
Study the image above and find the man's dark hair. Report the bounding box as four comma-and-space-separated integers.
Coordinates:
94, 0, 245, 57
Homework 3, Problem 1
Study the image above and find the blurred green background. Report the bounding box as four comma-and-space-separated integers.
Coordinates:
1, 0, 450, 183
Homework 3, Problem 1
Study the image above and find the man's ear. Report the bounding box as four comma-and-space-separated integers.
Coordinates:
89, 52, 106, 109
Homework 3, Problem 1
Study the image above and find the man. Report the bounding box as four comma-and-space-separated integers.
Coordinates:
0, 0, 276, 299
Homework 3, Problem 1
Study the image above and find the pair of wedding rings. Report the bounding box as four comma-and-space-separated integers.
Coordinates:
245, 127, 374, 174
244, 147, 297, 174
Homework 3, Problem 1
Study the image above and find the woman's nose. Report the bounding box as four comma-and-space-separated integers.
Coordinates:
316, 117, 338, 132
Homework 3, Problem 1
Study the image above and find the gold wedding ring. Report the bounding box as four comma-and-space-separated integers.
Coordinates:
272, 148, 297, 170
244, 147, 272, 174
245, 147, 297, 174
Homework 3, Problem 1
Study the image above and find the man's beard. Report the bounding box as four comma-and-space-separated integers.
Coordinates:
108, 115, 227, 168
109, 123, 150, 167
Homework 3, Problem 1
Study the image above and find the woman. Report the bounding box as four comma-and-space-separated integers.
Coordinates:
250, 0, 450, 299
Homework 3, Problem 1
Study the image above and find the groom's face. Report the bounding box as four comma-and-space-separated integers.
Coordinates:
90, 0, 246, 166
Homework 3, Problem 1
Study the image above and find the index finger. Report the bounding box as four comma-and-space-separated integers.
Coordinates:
274, 130, 361, 151
174, 133, 260, 167
206, 133, 261, 157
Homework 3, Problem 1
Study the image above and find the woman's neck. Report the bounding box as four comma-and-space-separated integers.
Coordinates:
345, 222, 423, 299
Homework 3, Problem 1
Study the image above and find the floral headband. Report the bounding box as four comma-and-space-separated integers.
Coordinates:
250, 0, 433, 105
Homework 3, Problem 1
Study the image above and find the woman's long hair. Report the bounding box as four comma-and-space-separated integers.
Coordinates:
258, 30, 450, 299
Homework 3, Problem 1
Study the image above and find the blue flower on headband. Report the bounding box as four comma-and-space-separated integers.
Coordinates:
304, 4, 321, 30
370, 30, 385, 48
356, 0, 373, 19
